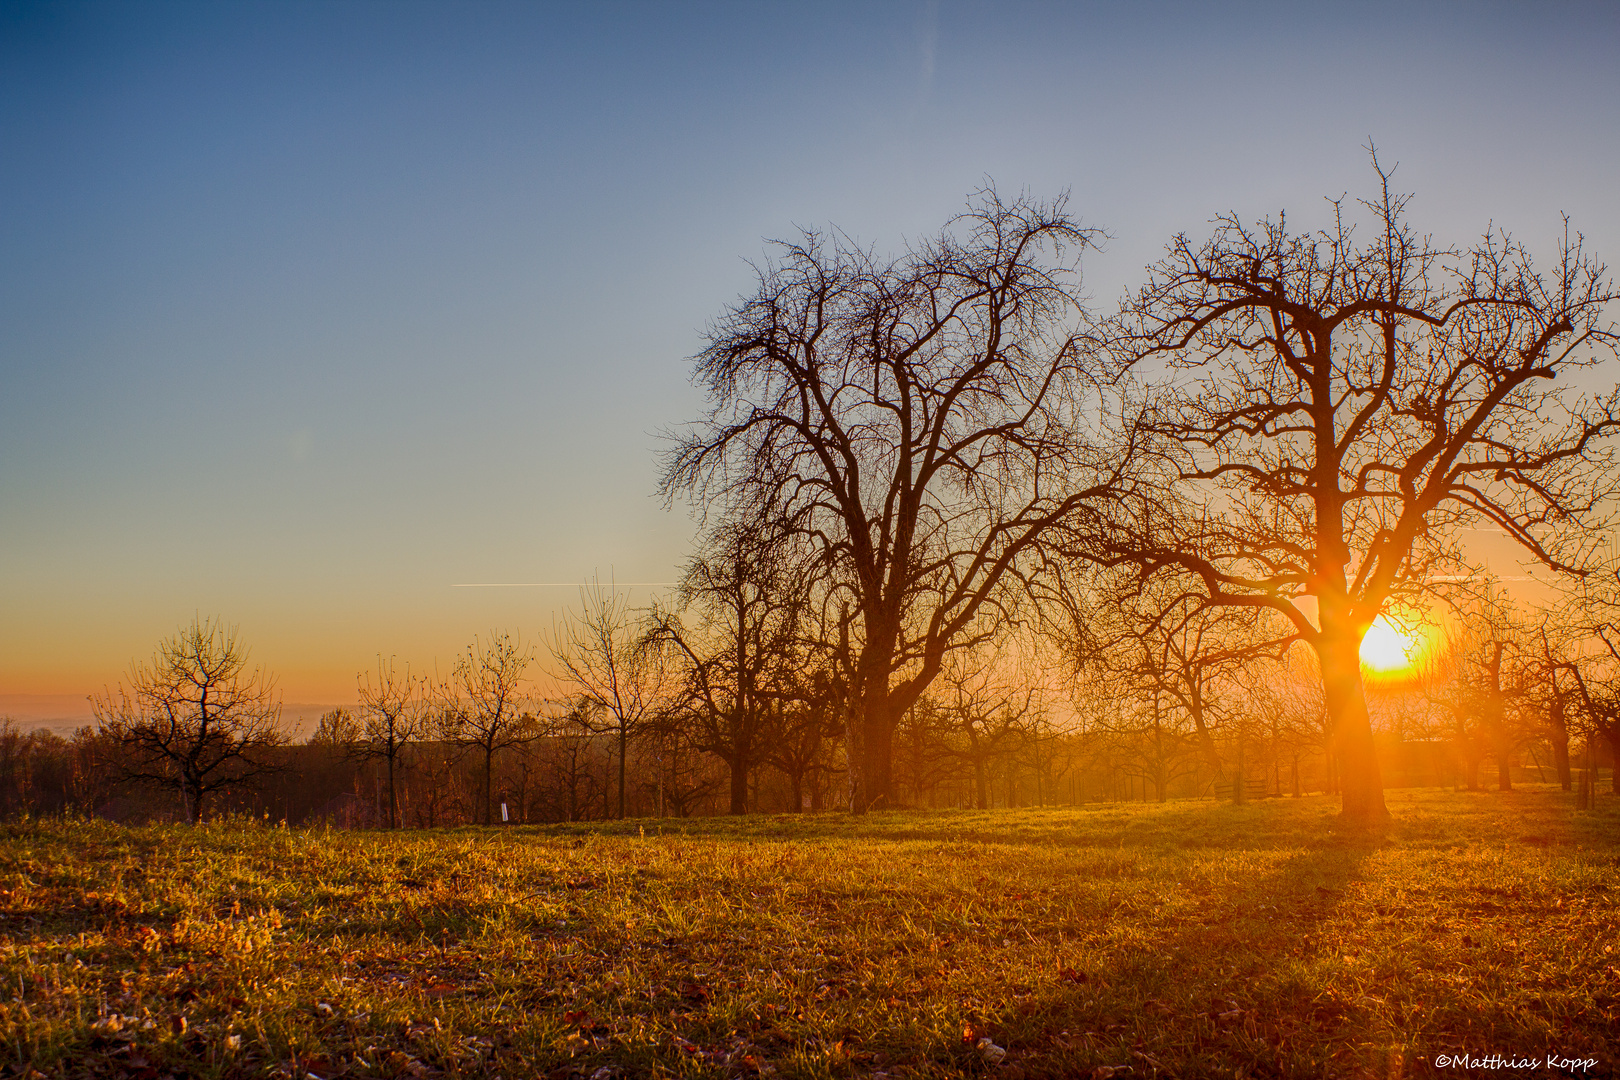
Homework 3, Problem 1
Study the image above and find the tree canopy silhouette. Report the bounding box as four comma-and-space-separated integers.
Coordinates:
1104, 155, 1620, 821
664, 188, 1136, 810
91, 617, 285, 824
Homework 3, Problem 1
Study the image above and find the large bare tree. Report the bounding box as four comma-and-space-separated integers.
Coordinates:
1104, 158, 1620, 821
664, 189, 1134, 811
91, 616, 286, 824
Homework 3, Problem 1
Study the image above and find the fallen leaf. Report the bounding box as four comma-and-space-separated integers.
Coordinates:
561, 1009, 609, 1034
385, 1050, 430, 1078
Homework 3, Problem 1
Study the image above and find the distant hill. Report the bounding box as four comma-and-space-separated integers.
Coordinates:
0, 694, 337, 738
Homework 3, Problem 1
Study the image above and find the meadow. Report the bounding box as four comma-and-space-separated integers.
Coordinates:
0, 789, 1615, 1079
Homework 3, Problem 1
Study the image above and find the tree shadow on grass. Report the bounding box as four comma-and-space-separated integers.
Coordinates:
510, 795, 1360, 853
976, 792, 1619, 1079
977, 812, 1392, 1078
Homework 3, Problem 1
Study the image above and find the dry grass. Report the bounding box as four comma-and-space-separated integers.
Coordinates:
1, 787, 1616, 1078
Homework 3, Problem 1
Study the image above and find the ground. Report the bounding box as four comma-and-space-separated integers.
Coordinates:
0, 788, 1616, 1079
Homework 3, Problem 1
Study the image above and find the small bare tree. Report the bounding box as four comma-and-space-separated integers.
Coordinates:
354, 656, 426, 828
764, 667, 846, 813
438, 632, 542, 826
550, 580, 665, 818
1093, 572, 1283, 788
1530, 621, 1583, 792
648, 523, 809, 814
927, 652, 1036, 809
91, 616, 286, 824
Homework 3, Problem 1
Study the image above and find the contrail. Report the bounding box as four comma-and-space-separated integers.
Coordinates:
451, 582, 677, 588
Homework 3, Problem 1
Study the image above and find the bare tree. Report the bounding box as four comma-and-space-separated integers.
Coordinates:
353, 656, 426, 828
550, 580, 665, 818
1104, 155, 1620, 821
1095, 572, 1283, 790
309, 707, 359, 747
438, 631, 542, 826
926, 652, 1035, 809
1245, 655, 1330, 797
664, 188, 1136, 811
91, 616, 286, 824
1566, 595, 1620, 796
535, 702, 608, 822
1530, 621, 1583, 792
649, 523, 808, 814
763, 667, 845, 812
405, 737, 468, 827
1420, 583, 1536, 790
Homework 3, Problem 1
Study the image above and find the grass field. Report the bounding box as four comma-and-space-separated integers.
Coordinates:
1, 788, 1616, 1079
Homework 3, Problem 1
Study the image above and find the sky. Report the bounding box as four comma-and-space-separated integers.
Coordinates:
3, 0, 1619, 729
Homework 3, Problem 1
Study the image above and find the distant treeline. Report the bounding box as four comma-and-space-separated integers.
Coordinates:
2, 686, 1612, 827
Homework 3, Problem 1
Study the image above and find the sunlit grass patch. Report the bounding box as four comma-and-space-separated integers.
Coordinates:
1, 788, 1616, 1077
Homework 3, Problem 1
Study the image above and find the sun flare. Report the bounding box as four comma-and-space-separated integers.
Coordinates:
1359, 616, 1419, 674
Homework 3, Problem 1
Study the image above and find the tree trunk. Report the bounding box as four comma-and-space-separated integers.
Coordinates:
387, 754, 399, 828
180, 778, 197, 825
973, 758, 988, 810
1549, 695, 1572, 792
617, 728, 628, 818
1319, 633, 1389, 821
728, 755, 748, 815
1608, 730, 1620, 794
483, 745, 494, 825
1233, 733, 1246, 806
1188, 704, 1223, 773
845, 700, 866, 815
861, 707, 895, 810
1484, 702, 1512, 792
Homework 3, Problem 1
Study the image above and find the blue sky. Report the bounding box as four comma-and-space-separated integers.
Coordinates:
3, 0, 1617, 719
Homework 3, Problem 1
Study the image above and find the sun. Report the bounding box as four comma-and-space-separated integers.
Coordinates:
1359, 615, 1418, 674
